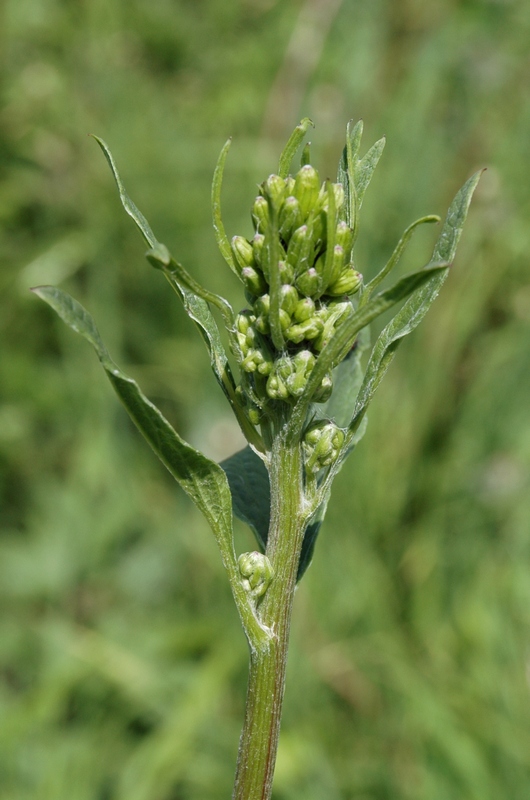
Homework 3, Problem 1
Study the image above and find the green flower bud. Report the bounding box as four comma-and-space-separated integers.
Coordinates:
285, 176, 295, 194
242, 346, 273, 375
313, 300, 350, 352
278, 308, 292, 331
313, 373, 333, 403
328, 244, 346, 287
303, 421, 345, 473
231, 236, 254, 273
252, 233, 266, 269
235, 310, 255, 335
262, 174, 286, 211
238, 551, 274, 599
266, 372, 290, 400
335, 220, 353, 259
254, 315, 270, 335
254, 293, 270, 317
327, 267, 362, 297
293, 296, 316, 322
278, 196, 301, 242
278, 260, 295, 285
284, 315, 324, 344
285, 350, 315, 397
280, 284, 299, 316
286, 224, 314, 275
293, 165, 320, 221
295, 267, 320, 297
241, 266, 268, 296
252, 196, 269, 233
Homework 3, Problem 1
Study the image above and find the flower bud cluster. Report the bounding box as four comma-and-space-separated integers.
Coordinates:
232, 164, 362, 411
303, 420, 345, 475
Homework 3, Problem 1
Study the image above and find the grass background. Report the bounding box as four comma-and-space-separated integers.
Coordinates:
1, 0, 530, 797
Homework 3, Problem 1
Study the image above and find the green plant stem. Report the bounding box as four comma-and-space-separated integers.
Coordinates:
233, 416, 307, 800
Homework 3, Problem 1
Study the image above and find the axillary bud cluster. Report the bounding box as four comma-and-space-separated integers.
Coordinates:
232, 164, 362, 415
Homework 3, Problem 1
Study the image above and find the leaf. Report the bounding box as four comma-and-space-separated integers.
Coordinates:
33, 286, 234, 544
319, 326, 370, 428
220, 445, 328, 583
337, 119, 363, 227
354, 136, 386, 209
91, 136, 260, 449
33, 285, 270, 647
278, 118, 314, 178
364, 215, 440, 300
350, 170, 483, 435
91, 136, 157, 248
220, 446, 270, 551
211, 138, 239, 277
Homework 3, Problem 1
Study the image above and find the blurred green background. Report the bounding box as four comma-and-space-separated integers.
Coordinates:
1, 0, 530, 798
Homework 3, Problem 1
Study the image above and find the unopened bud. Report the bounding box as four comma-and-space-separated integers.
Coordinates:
262, 174, 286, 211
286, 350, 315, 397
280, 284, 299, 316
294, 165, 321, 221
231, 236, 254, 273
313, 373, 333, 403
252, 233, 266, 269
241, 266, 267, 296
327, 268, 362, 296
335, 221, 353, 259
295, 267, 320, 297
303, 421, 345, 473
278, 196, 301, 242
293, 296, 316, 322
286, 225, 313, 274
238, 551, 273, 599
252, 196, 269, 233
278, 260, 295, 285
284, 316, 324, 344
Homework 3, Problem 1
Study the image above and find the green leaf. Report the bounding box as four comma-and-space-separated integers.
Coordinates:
33, 285, 270, 648
337, 119, 363, 227
350, 170, 483, 437
92, 136, 259, 447
364, 215, 441, 300
220, 445, 326, 583
212, 138, 239, 277
278, 118, 314, 178
354, 136, 386, 209
319, 326, 370, 428
91, 135, 157, 248
220, 446, 270, 551
32, 286, 234, 544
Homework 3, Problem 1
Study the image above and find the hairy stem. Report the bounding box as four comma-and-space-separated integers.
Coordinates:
233, 418, 307, 800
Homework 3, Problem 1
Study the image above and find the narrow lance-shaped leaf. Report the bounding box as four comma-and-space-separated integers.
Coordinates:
212, 138, 239, 276
278, 118, 314, 179
363, 214, 441, 301
354, 135, 386, 210
349, 170, 484, 439
91, 137, 259, 445
287, 260, 449, 437
146, 243, 243, 362
32, 286, 269, 647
